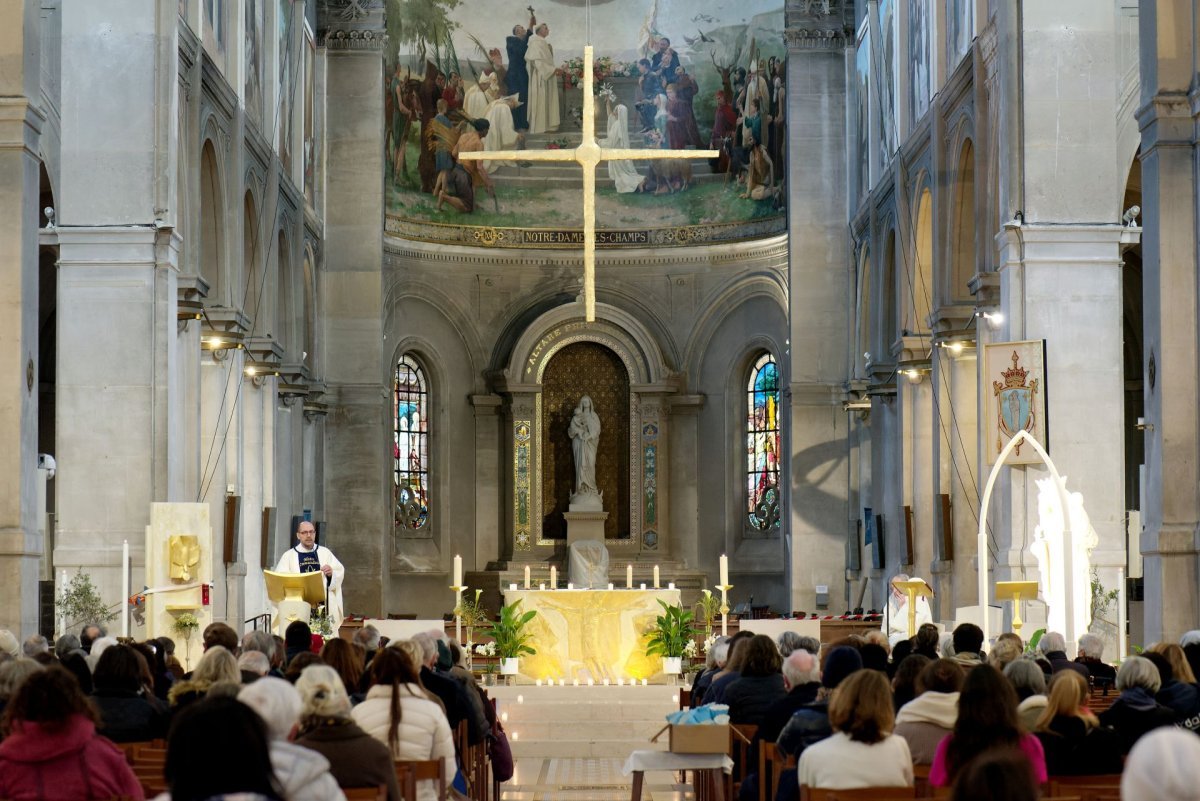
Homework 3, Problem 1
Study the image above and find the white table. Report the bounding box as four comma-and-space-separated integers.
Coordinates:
622, 750, 732, 801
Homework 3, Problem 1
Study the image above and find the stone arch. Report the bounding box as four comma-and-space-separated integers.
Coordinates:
908, 183, 934, 334
242, 190, 262, 326
682, 271, 787, 385
856, 244, 872, 376
950, 138, 977, 300
199, 139, 225, 305
302, 243, 317, 372
275, 226, 292, 352
504, 302, 669, 387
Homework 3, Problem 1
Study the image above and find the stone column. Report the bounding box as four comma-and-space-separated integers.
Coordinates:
471, 395, 503, 567
1136, 0, 1199, 642
784, 4, 855, 611
0, 0, 44, 635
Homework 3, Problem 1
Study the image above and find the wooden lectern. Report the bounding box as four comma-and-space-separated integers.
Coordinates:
893, 578, 935, 638
995, 580, 1040, 637
264, 569, 327, 634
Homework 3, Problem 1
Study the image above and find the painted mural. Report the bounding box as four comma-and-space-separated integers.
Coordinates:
383, 0, 787, 248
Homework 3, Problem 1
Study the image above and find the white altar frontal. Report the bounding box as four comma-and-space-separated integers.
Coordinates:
502, 588, 682, 683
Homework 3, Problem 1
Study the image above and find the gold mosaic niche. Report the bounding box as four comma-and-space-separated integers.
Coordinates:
540, 342, 630, 541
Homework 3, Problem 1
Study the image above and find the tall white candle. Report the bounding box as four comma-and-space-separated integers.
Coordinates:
524, 565, 531, 589
550, 566, 557, 588
626, 564, 633, 588
1118, 567, 1127, 659
720, 554, 729, 586
653, 565, 660, 588
121, 540, 130, 637
453, 554, 462, 587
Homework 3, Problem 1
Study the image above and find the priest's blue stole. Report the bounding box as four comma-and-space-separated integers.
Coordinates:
295, 548, 321, 574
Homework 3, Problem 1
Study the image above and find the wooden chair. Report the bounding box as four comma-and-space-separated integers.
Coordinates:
680, 688, 691, 709
342, 786, 388, 801
726, 724, 757, 801
800, 786, 917, 800
1048, 775, 1123, 801
395, 759, 446, 801
911, 764, 931, 798
757, 741, 792, 801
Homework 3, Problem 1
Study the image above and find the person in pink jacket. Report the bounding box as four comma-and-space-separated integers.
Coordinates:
0, 666, 144, 801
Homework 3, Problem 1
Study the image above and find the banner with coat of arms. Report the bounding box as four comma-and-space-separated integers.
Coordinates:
985, 340, 1048, 465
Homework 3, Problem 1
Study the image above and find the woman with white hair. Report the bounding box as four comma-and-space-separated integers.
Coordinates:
1098, 655, 1178, 754
238, 676, 346, 801
167, 645, 240, 710
1122, 727, 1200, 800
294, 664, 401, 800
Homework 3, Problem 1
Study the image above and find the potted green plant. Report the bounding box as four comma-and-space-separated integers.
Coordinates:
57, 568, 119, 634
695, 589, 721, 637
646, 599, 694, 674
486, 600, 537, 674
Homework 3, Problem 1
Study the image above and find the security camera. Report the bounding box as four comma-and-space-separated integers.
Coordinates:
38, 453, 56, 479
1123, 205, 1141, 227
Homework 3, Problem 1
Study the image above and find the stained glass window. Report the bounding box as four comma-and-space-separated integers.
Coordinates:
747, 353, 781, 533
394, 355, 429, 530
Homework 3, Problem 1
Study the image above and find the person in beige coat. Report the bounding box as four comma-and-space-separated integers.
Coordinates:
894, 659, 962, 764
351, 647, 456, 801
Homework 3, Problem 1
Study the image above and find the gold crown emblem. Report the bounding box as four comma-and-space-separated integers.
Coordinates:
1002, 351, 1029, 388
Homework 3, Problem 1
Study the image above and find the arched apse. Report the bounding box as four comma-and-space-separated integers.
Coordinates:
950, 139, 976, 300
199, 141, 224, 305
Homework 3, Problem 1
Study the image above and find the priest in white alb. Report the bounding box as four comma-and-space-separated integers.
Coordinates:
883, 573, 933, 646
524, 23, 561, 134
274, 519, 345, 633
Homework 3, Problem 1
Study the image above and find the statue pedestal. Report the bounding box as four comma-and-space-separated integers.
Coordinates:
565, 511, 608, 546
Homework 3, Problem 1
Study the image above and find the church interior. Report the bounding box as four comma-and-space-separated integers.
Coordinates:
3, 0, 1200, 798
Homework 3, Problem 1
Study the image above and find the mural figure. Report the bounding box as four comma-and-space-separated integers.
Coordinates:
384, 0, 787, 241
436, 118, 495, 214
525, 22, 563, 133
505, 10, 536, 131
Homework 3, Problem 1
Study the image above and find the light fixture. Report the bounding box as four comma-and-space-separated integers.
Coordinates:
974, 307, 1004, 327
898, 358, 932, 385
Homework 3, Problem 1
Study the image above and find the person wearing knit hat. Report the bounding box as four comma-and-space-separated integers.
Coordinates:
238, 677, 346, 801
0, 630, 19, 660
1122, 727, 1200, 800
821, 645, 865, 689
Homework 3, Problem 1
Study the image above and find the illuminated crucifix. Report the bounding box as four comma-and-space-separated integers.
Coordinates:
458, 45, 718, 322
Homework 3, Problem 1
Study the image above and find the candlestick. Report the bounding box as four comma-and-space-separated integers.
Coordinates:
717, 583, 733, 637
653, 565, 660, 588
524, 565, 531, 589
550, 566, 557, 588
626, 564, 633, 588
453, 554, 463, 587
121, 540, 130, 638
451, 583, 466, 645
720, 554, 729, 586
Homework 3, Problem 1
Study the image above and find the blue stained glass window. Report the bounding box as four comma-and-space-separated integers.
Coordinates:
747, 353, 781, 532
394, 355, 429, 530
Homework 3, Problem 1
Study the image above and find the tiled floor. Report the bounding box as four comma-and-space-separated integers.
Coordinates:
500, 756, 691, 801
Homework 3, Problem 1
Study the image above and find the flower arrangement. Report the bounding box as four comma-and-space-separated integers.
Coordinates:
683, 638, 699, 659
474, 641, 498, 673
173, 612, 200, 666
560, 56, 639, 88
310, 605, 334, 637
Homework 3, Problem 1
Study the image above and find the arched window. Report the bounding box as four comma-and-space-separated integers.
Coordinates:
394, 355, 429, 530
747, 352, 781, 533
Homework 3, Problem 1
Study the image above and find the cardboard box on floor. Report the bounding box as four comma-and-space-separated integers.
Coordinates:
651, 723, 729, 754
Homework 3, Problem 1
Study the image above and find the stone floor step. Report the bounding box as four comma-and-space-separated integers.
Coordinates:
509, 739, 668, 759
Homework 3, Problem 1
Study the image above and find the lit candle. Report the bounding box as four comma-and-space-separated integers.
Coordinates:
536, 679, 543, 687
558, 678, 565, 687
512, 732, 519, 741
517, 695, 524, 703
453, 554, 463, 587
539, 582, 546, 591
550, 566, 557, 588
720, 554, 729, 586
509, 582, 517, 591
653, 565, 660, 588
607, 583, 614, 591
641, 679, 648, 686
617, 677, 624, 686
524, 565, 531, 589
640, 583, 646, 591
573, 678, 580, 686
672, 694, 679, 704
587, 678, 595, 686
668, 582, 675, 590
567, 582, 574, 590
603, 678, 610, 686
501, 712, 508, 721
627, 564, 633, 588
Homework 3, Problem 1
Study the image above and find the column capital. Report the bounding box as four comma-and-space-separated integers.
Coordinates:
784, 0, 855, 50
318, 0, 387, 51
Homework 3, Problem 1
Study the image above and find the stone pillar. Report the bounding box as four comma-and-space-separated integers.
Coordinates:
1136, 0, 1199, 642
471, 395, 503, 567
0, 0, 44, 635
318, 7, 388, 617
783, 3, 855, 612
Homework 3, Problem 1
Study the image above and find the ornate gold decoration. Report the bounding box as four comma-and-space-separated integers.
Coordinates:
457, 45, 717, 321
539, 343, 630, 542
514, 420, 532, 551
473, 227, 506, 247
168, 534, 201, 582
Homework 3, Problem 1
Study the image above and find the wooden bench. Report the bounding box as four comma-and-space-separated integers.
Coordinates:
800, 786, 917, 800
395, 759, 446, 801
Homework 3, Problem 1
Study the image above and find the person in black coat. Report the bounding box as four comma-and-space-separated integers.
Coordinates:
724, 635, 786, 726
90, 644, 168, 743
1033, 670, 1122, 776
1038, 632, 1089, 680
54, 634, 92, 695
504, 12, 535, 131
1074, 633, 1117, 688
1097, 655, 1177, 754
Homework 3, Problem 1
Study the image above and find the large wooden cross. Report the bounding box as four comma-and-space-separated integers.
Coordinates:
458, 45, 718, 321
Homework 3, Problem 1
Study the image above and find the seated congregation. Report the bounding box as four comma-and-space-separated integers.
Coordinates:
686, 625, 1200, 801
0, 621, 501, 801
